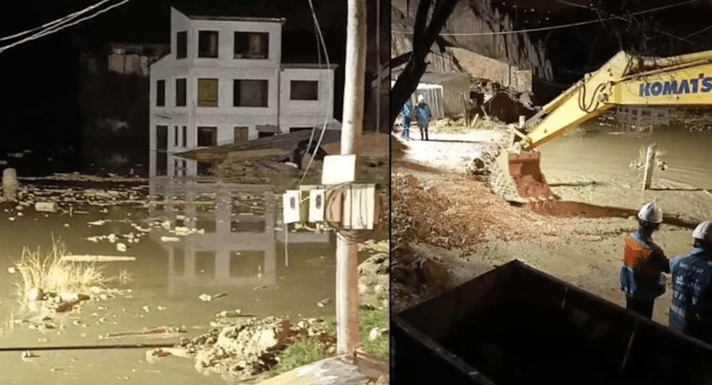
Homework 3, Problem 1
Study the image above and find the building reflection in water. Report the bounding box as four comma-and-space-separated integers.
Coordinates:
147, 177, 330, 297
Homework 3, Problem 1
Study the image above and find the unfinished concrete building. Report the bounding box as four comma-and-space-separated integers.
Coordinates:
149, 7, 337, 177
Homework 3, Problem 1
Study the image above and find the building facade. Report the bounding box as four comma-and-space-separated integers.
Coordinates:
149, 7, 336, 177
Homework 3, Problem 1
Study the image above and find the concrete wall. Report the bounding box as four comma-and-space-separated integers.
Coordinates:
279, 67, 335, 133
170, 7, 282, 67
446, 47, 532, 94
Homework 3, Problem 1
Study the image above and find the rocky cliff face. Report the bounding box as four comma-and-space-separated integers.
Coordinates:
392, 0, 553, 83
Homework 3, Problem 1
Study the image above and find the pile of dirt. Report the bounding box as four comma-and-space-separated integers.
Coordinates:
392, 173, 560, 251
178, 316, 334, 382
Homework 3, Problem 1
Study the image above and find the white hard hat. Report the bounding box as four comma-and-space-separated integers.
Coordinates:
417, 95, 425, 103
692, 221, 712, 241
638, 202, 663, 224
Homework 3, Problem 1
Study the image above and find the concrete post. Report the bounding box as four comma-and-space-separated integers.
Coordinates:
336, 0, 366, 357
3, 168, 18, 201
642, 144, 656, 190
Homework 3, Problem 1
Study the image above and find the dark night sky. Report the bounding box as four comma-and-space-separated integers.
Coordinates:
492, 0, 712, 84
0, 0, 348, 161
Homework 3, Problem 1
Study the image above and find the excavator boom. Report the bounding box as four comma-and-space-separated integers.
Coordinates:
496, 49, 712, 202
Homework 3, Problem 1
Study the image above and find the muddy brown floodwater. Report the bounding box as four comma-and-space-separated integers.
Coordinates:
0, 176, 348, 384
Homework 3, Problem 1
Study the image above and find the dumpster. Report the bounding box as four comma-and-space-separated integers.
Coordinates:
392, 260, 712, 385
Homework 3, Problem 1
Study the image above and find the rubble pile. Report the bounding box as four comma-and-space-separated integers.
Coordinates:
357, 247, 389, 307
213, 159, 300, 186
180, 316, 335, 381
466, 131, 522, 202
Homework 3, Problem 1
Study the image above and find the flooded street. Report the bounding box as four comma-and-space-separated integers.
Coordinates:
540, 121, 712, 191
0, 176, 342, 384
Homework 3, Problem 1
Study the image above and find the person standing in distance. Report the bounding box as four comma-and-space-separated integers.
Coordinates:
669, 221, 712, 344
399, 98, 413, 140
620, 201, 670, 318
414, 95, 431, 141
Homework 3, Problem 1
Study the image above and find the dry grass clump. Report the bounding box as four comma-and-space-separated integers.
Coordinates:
14, 238, 106, 303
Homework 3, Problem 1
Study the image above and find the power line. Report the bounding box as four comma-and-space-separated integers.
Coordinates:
300, 0, 334, 182
391, 0, 699, 37
0, 0, 115, 43
0, 0, 132, 54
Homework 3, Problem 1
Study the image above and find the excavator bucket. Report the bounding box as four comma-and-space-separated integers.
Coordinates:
508, 150, 557, 200
492, 148, 557, 202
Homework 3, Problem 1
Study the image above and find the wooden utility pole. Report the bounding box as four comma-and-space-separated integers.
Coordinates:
336, 0, 366, 357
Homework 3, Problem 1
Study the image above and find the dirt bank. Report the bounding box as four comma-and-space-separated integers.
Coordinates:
391, 128, 710, 325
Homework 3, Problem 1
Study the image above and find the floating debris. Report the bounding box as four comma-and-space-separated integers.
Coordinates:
21, 351, 38, 360
199, 293, 227, 302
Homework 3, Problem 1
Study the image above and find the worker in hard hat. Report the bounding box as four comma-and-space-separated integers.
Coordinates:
620, 202, 670, 319
414, 95, 431, 141
668, 221, 712, 343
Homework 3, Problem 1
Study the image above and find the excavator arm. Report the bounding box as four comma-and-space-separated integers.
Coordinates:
496, 49, 712, 202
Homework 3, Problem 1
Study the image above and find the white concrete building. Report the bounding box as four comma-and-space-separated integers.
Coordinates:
149, 7, 337, 177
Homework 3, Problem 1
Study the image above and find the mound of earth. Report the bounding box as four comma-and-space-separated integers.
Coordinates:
391, 172, 562, 251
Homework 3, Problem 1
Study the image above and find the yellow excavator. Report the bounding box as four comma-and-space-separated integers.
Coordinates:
494, 48, 712, 203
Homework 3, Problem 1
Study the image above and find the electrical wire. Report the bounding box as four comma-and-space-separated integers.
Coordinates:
391, 0, 699, 37
0, 0, 115, 43
0, 0, 132, 54
300, 0, 334, 183
323, 183, 386, 242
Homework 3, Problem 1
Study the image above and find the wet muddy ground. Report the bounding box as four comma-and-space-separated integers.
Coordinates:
392, 118, 712, 327
0, 175, 357, 384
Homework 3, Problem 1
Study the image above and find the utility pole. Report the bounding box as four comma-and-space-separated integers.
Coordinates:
336, 0, 366, 357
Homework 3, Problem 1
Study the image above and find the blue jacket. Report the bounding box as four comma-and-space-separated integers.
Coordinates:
414, 102, 431, 125
669, 247, 712, 338
620, 231, 669, 300
400, 100, 413, 118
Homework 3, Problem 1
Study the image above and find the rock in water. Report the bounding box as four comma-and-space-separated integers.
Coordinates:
27, 287, 43, 302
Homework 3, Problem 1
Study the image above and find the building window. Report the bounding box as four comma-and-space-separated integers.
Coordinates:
174, 126, 179, 146
229, 251, 265, 277
289, 127, 313, 133
197, 162, 212, 176
290, 80, 319, 101
197, 126, 217, 147
176, 31, 187, 59
195, 251, 215, 278
156, 125, 168, 176
176, 78, 186, 106
234, 127, 248, 143
233, 79, 268, 107
156, 80, 165, 106
182, 126, 187, 147
234, 32, 268, 59
198, 31, 218, 58
197, 78, 218, 107
258, 131, 276, 138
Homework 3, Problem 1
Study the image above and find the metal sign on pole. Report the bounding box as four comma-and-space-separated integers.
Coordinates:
336, 0, 367, 357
